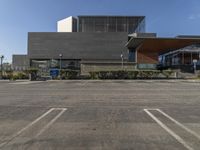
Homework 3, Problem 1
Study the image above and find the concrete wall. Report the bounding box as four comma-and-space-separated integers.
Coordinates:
28, 32, 128, 60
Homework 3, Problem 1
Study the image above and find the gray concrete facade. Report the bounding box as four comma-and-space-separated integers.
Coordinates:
28, 32, 128, 61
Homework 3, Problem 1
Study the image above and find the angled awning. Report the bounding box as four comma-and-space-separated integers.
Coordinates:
126, 37, 200, 54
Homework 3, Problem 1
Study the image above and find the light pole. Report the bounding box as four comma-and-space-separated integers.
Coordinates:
120, 53, 124, 70
59, 54, 63, 79
0, 55, 4, 78
59, 54, 63, 71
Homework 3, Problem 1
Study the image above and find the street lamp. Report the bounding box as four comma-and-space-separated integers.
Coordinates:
59, 54, 63, 79
59, 54, 63, 71
0, 55, 4, 78
120, 53, 124, 70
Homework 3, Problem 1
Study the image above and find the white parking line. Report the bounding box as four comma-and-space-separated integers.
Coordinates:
35, 108, 67, 137
0, 108, 67, 148
0, 108, 54, 148
9, 81, 44, 85
144, 109, 194, 150
156, 109, 200, 140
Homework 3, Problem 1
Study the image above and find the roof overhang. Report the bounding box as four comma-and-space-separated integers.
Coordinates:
126, 37, 200, 54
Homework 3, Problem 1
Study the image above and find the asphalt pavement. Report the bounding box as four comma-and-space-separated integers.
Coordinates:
0, 80, 200, 150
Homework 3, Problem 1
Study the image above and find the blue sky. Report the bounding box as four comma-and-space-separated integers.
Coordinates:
1, 0, 200, 62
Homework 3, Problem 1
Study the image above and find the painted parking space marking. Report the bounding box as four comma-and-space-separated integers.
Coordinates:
156, 109, 200, 140
9, 81, 45, 85
144, 109, 194, 150
35, 108, 67, 137
0, 108, 67, 148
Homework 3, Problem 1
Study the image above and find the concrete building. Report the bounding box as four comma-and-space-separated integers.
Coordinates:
26, 16, 146, 74
12, 55, 29, 71
13, 15, 200, 74
0, 63, 12, 71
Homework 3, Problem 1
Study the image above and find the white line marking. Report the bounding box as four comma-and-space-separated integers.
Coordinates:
53, 108, 67, 110
35, 108, 67, 137
144, 109, 194, 150
9, 81, 44, 85
0, 108, 54, 148
156, 109, 200, 141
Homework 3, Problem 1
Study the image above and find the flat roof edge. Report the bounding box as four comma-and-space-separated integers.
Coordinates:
130, 37, 200, 40
77, 15, 145, 18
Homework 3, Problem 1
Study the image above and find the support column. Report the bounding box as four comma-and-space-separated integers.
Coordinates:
182, 52, 184, 65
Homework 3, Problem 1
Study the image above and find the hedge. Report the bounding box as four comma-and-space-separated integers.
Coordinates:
89, 70, 174, 79
89, 70, 139, 79
12, 72, 29, 80
138, 70, 160, 79
60, 70, 79, 79
162, 70, 174, 78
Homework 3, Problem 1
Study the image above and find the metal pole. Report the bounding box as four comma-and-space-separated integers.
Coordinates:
182, 52, 184, 65
0, 57, 2, 78
60, 57, 62, 71
59, 54, 62, 80
59, 54, 63, 71
0, 55, 4, 78
121, 53, 124, 70
199, 52, 200, 60
122, 57, 124, 70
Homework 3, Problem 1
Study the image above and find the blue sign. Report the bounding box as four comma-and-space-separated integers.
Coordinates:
50, 69, 59, 77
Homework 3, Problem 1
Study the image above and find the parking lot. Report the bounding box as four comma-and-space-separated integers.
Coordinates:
0, 80, 200, 150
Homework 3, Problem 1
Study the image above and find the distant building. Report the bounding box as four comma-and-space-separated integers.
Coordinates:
12, 55, 29, 71
13, 15, 200, 74
27, 15, 146, 74
0, 63, 12, 71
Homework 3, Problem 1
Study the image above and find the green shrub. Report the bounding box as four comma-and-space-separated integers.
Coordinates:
139, 70, 160, 79
19, 72, 28, 79
162, 70, 174, 78
89, 70, 162, 80
127, 70, 139, 79
89, 70, 137, 79
3, 71, 29, 80
11, 72, 29, 80
197, 72, 200, 78
2, 70, 13, 80
60, 70, 79, 79
115, 71, 128, 79
89, 72, 98, 79
12, 75, 18, 80
98, 71, 110, 79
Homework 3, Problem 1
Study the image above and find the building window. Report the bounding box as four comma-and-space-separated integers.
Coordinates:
128, 49, 136, 62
